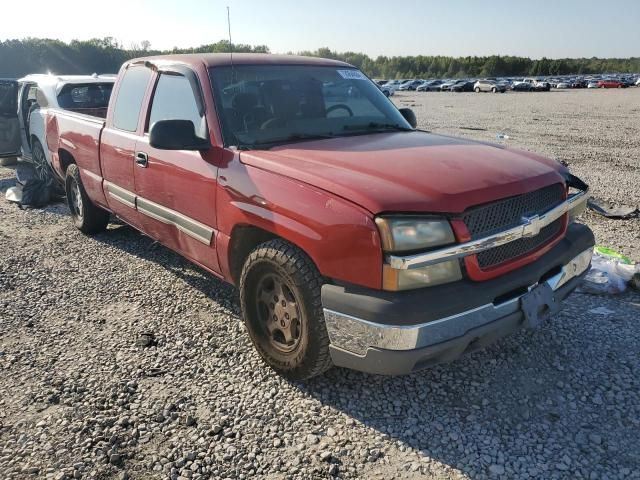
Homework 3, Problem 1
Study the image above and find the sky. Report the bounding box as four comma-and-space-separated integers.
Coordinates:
2, 0, 639, 58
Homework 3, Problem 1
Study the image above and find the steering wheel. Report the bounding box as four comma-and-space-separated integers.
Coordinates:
326, 104, 354, 117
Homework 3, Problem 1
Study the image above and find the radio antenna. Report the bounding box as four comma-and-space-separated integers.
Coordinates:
227, 6, 235, 81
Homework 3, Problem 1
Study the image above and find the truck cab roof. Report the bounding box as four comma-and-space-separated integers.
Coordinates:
127, 53, 354, 69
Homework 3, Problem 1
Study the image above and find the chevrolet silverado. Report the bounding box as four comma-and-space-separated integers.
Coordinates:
41, 54, 594, 379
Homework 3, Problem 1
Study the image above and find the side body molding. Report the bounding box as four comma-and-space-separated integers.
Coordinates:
103, 180, 214, 245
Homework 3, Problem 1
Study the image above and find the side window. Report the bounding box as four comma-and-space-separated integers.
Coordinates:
147, 73, 204, 135
112, 66, 152, 132
35, 88, 49, 108
27, 86, 39, 107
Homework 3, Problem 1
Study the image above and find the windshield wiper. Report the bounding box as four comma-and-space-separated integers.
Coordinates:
342, 122, 413, 132
233, 133, 334, 150
251, 132, 336, 148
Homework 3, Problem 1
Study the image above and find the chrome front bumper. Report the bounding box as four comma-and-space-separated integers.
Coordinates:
324, 248, 592, 358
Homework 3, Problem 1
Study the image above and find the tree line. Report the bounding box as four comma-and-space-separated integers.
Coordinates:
1, 38, 638, 79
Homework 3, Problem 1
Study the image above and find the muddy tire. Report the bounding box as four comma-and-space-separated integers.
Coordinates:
65, 163, 109, 234
239, 239, 332, 380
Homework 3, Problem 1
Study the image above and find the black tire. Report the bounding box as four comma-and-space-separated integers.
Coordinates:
475, 87, 480, 93
31, 138, 54, 183
65, 163, 110, 234
239, 239, 332, 380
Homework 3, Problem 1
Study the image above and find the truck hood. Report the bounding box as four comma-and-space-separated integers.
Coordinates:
239, 131, 567, 214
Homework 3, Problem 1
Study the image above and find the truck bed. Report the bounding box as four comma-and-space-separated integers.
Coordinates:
47, 108, 107, 206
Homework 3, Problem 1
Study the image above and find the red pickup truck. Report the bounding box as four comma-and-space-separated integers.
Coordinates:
42, 53, 594, 379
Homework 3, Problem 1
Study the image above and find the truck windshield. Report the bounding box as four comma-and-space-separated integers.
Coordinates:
208, 65, 412, 149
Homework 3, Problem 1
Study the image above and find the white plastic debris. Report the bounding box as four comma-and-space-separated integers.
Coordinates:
579, 247, 639, 295
5, 186, 22, 204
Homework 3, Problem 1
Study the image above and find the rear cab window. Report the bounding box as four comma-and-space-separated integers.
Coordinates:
112, 66, 152, 131
57, 83, 113, 110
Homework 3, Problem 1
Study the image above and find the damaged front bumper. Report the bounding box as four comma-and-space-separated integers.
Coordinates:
322, 223, 595, 375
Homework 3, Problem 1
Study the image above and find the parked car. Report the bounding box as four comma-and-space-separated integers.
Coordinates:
439, 80, 458, 91
570, 79, 588, 88
398, 80, 425, 91
512, 78, 550, 91
587, 81, 599, 89
598, 79, 626, 88
511, 81, 533, 92
450, 80, 475, 92
636, 78, 640, 86
382, 80, 402, 93
9, 53, 593, 379
380, 85, 394, 97
556, 82, 570, 89
416, 80, 444, 92
0, 74, 115, 182
474, 80, 506, 93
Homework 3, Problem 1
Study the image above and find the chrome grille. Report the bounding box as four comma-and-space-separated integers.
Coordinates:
461, 184, 565, 269
476, 218, 564, 269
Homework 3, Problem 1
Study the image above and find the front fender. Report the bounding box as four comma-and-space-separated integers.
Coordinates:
216, 158, 383, 290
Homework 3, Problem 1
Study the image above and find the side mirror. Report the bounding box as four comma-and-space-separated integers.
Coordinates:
399, 108, 417, 129
149, 119, 211, 151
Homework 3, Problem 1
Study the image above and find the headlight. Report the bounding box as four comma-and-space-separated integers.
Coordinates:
376, 216, 461, 290
375, 216, 455, 252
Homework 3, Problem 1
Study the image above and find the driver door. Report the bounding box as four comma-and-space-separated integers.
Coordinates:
0, 80, 21, 160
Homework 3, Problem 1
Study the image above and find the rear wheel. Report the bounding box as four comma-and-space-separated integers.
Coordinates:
31, 138, 54, 183
491, 87, 497, 93
65, 163, 110, 234
239, 239, 332, 380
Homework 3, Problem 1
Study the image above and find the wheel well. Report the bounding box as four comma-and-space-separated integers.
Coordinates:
58, 149, 76, 175
228, 225, 278, 284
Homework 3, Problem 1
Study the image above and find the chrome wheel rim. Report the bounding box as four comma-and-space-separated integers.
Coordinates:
70, 179, 83, 218
255, 273, 302, 353
32, 143, 51, 182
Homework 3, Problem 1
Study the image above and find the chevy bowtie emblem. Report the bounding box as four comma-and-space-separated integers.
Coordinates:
521, 215, 542, 237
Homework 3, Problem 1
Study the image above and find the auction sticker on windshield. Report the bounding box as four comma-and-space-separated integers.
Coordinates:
337, 69, 367, 80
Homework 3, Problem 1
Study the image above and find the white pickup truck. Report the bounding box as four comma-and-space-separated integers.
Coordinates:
0, 74, 115, 180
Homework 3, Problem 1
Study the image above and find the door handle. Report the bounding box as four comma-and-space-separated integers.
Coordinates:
135, 151, 148, 168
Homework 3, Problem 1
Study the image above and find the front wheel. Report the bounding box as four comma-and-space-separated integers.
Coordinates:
491, 87, 497, 93
475, 87, 480, 93
65, 163, 110, 234
239, 239, 332, 380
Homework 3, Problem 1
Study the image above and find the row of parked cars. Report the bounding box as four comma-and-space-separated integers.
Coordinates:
377, 74, 640, 96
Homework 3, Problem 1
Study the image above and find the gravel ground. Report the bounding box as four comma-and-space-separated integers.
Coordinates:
1, 88, 639, 480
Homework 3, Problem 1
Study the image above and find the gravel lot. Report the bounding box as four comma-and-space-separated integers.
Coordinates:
1, 88, 639, 480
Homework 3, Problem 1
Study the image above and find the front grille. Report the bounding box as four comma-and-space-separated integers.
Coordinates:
461, 184, 565, 269
476, 218, 564, 268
